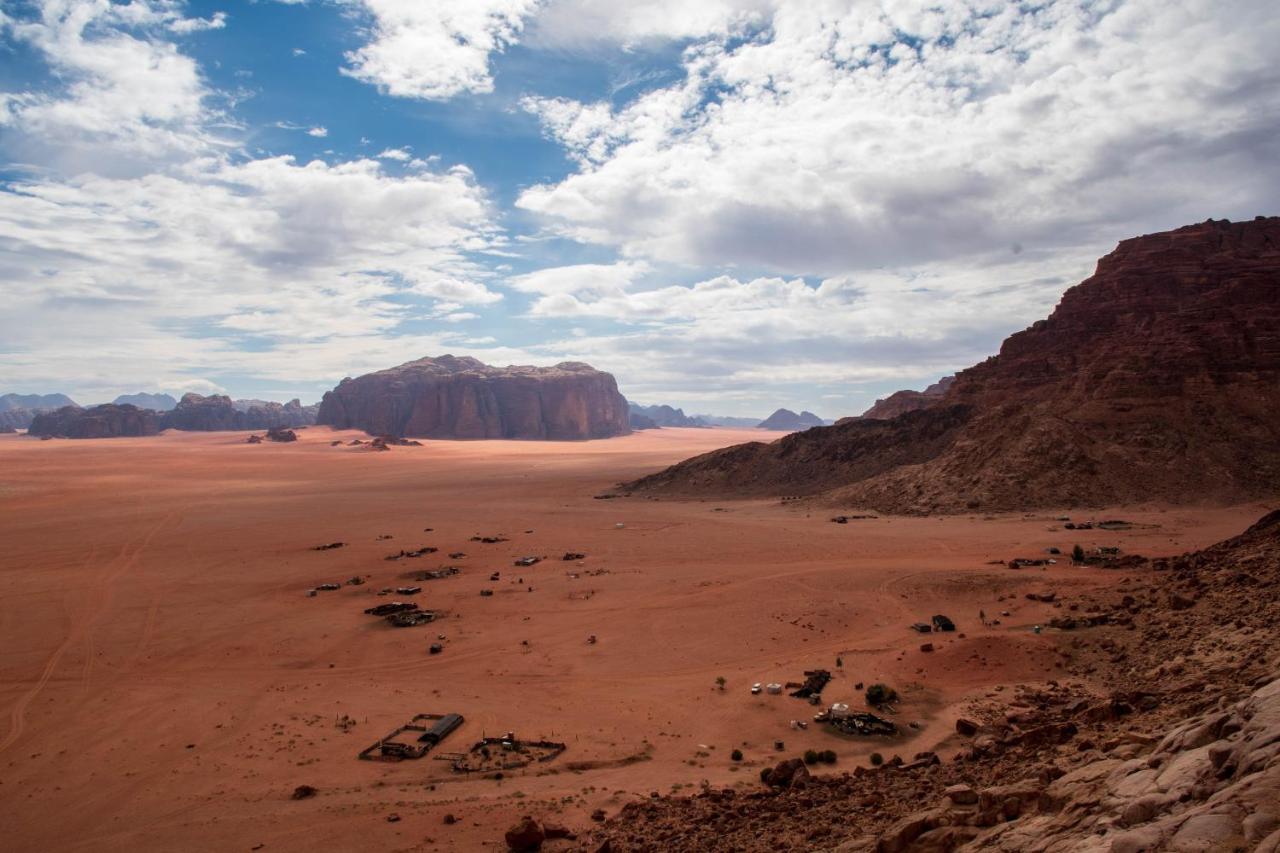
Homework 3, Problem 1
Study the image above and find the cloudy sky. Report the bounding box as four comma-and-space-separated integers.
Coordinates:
1, 0, 1277, 415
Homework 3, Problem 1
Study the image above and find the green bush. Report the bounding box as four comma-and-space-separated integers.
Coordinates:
819, 750, 837, 764
803, 749, 819, 765
865, 683, 897, 706
869, 752, 883, 766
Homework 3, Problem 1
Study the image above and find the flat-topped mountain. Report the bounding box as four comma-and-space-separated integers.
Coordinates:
316, 355, 630, 440
628, 217, 1280, 512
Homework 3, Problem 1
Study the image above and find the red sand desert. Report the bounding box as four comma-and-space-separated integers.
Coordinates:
0, 428, 1266, 851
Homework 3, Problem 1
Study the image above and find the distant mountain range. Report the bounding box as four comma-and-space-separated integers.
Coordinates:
113, 392, 178, 411
0, 392, 76, 412
757, 408, 827, 430
627, 403, 706, 429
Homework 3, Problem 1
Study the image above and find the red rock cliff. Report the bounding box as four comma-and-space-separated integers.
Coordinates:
316, 355, 631, 440
629, 217, 1280, 512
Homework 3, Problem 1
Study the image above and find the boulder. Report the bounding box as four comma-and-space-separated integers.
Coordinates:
505, 815, 545, 851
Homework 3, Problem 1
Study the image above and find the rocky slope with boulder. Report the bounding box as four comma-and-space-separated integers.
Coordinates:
316, 355, 630, 440
573, 510, 1280, 852
27, 404, 159, 438
628, 218, 1280, 513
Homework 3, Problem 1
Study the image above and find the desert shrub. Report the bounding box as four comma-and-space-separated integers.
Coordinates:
1072, 544, 1086, 563
730, 749, 743, 762
819, 750, 837, 764
803, 749, 819, 765
869, 752, 884, 766
865, 683, 897, 706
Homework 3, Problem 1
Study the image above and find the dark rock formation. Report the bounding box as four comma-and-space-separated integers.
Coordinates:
233, 398, 320, 428
27, 404, 159, 438
113, 392, 177, 411
0, 408, 36, 431
316, 355, 630, 440
629, 218, 1280, 512
628, 403, 706, 428
757, 408, 826, 431
161, 393, 242, 431
157, 394, 317, 431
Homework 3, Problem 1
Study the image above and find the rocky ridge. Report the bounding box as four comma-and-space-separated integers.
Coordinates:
316, 355, 630, 440
628, 218, 1280, 512
858, 376, 955, 421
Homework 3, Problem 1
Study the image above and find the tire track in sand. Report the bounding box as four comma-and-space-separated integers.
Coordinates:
1, 511, 178, 754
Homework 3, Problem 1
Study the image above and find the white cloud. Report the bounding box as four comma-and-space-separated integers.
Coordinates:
377, 147, 411, 160
0, 0, 223, 167
518, 0, 1280, 275
342, 0, 540, 100
0, 2, 511, 400
306, 125, 328, 137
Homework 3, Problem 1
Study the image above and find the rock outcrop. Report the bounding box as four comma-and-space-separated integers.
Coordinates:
113, 392, 177, 411
316, 355, 631, 440
161, 393, 242, 431
27, 404, 159, 438
859, 376, 955, 421
157, 394, 317, 431
758, 408, 826, 431
629, 218, 1280, 512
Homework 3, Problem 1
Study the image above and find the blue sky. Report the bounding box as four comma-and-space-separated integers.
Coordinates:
2, 1, 1277, 415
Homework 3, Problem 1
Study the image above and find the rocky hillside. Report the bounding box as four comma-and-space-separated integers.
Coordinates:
28, 404, 159, 438
574, 510, 1280, 852
629, 218, 1280, 512
859, 376, 955, 421
316, 355, 630, 440
758, 408, 826, 430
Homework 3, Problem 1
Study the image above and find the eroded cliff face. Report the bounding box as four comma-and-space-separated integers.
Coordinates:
316, 355, 631, 440
630, 217, 1280, 512
27, 404, 159, 438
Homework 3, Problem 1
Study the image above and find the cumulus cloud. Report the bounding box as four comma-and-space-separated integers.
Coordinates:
0, 1, 509, 401
518, 0, 1280, 275
0, 0, 223, 168
342, 0, 539, 100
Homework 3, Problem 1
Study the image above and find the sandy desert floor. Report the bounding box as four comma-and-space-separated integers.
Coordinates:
0, 427, 1267, 852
